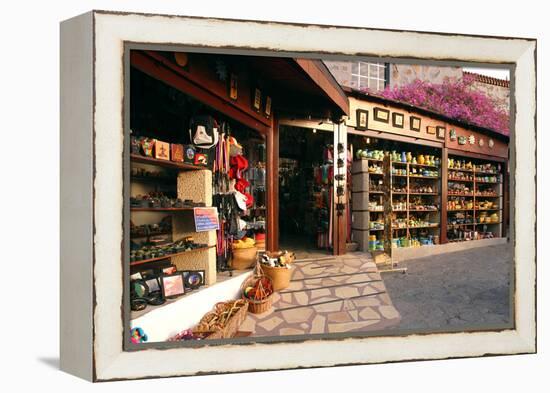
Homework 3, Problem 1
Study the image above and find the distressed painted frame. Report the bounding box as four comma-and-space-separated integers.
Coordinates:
60, 10, 536, 381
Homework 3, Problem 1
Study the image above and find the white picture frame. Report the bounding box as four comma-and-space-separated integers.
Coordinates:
60, 10, 536, 381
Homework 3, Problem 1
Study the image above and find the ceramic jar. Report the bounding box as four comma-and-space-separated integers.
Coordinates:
418, 154, 425, 165
406, 152, 412, 163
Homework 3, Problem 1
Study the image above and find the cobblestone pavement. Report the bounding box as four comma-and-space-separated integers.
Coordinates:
244, 252, 401, 337
382, 243, 512, 331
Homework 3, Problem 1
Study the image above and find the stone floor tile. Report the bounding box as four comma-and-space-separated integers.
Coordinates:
313, 299, 343, 313
279, 327, 305, 336
349, 309, 359, 321
310, 315, 326, 334
327, 311, 353, 323
292, 270, 304, 280
353, 297, 381, 307
335, 286, 360, 298
281, 307, 314, 323
300, 323, 309, 330
258, 316, 284, 331
378, 305, 400, 319
311, 288, 332, 299
240, 317, 256, 332
294, 291, 309, 305
281, 293, 292, 303
359, 307, 381, 320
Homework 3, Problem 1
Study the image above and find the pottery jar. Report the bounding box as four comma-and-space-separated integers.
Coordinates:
418, 154, 425, 165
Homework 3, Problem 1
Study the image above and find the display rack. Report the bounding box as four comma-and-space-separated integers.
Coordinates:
130, 152, 215, 271
446, 156, 503, 242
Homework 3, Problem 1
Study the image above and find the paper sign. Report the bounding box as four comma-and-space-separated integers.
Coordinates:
193, 207, 219, 232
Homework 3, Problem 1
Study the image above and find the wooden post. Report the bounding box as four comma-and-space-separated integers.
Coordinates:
382, 153, 393, 256
266, 116, 279, 252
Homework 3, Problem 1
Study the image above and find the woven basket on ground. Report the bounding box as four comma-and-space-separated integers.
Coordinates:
241, 262, 274, 314
191, 299, 249, 339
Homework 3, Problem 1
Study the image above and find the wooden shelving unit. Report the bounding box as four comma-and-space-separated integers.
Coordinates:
131, 207, 195, 212
130, 153, 205, 171
362, 156, 441, 249
446, 156, 503, 241
130, 245, 215, 266
130, 151, 216, 277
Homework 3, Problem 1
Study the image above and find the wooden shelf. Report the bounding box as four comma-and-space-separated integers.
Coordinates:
409, 192, 439, 196
392, 192, 408, 195
409, 163, 439, 168
392, 174, 408, 177
369, 228, 384, 231
475, 181, 500, 184
130, 231, 171, 239
131, 175, 174, 184
368, 190, 384, 194
475, 208, 502, 211
448, 209, 475, 211
368, 172, 384, 176
368, 209, 384, 213
408, 208, 439, 212
449, 193, 474, 197
448, 178, 474, 183
130, 245, 215, 266
408, 225, 439, 229
448, 167, 474, 173
131, 207, 195, 212
474, 194, 501, 198
475, 171, 500, 175
409, 175, 439, 179
131, 154, 206, 171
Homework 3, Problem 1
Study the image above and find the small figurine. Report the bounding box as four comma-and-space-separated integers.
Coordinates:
130, 327, 148, 344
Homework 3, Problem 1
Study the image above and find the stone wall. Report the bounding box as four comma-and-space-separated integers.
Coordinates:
471, 81, 510, 113
324, 60, 354, 89
389, 64, 463, 87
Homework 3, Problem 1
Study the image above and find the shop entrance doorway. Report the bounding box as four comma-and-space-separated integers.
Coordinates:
278, 125, 335, 255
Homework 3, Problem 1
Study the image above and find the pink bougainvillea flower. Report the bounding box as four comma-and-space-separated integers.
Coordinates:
362, 77, 510, 135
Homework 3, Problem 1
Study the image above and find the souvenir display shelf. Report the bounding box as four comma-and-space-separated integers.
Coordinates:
446, 156, 503, 242
360, 154, 441, 250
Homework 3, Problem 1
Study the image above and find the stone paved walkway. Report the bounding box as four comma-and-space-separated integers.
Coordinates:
383, 243, 512, 331
242, 252, 401, 336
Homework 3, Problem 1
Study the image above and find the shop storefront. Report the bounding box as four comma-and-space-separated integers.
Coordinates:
344, 90, 509, 259
126, 49, 348, 340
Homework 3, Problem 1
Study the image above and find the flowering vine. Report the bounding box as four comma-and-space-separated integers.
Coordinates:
367, 75, 509, 135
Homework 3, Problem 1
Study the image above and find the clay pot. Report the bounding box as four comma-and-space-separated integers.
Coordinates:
418, 154, 425, 165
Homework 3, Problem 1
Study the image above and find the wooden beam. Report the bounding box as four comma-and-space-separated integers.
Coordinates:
130, 51, 271, 134
294, 59, 349, 117
347, 128, 443, 148
447, 148, 507, 162
266, 116, 279, 252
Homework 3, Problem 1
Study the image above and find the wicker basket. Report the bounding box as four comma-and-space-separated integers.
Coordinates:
231, 246, 258, 270
241, 263, 274, 314
261, 264, 293, 291
191, 299, 249, 340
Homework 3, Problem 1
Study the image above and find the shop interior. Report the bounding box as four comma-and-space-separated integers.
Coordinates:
278, 125, 336, 254
129, 66, 266, 318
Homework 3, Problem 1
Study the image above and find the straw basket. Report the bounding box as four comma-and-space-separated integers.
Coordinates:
231, 246, 258, 270
190, 299, 249, 340
261, 264, 293, 291
241, 263, 274, 314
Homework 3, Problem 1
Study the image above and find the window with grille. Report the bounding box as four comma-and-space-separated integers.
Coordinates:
350, 62, 387, 91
